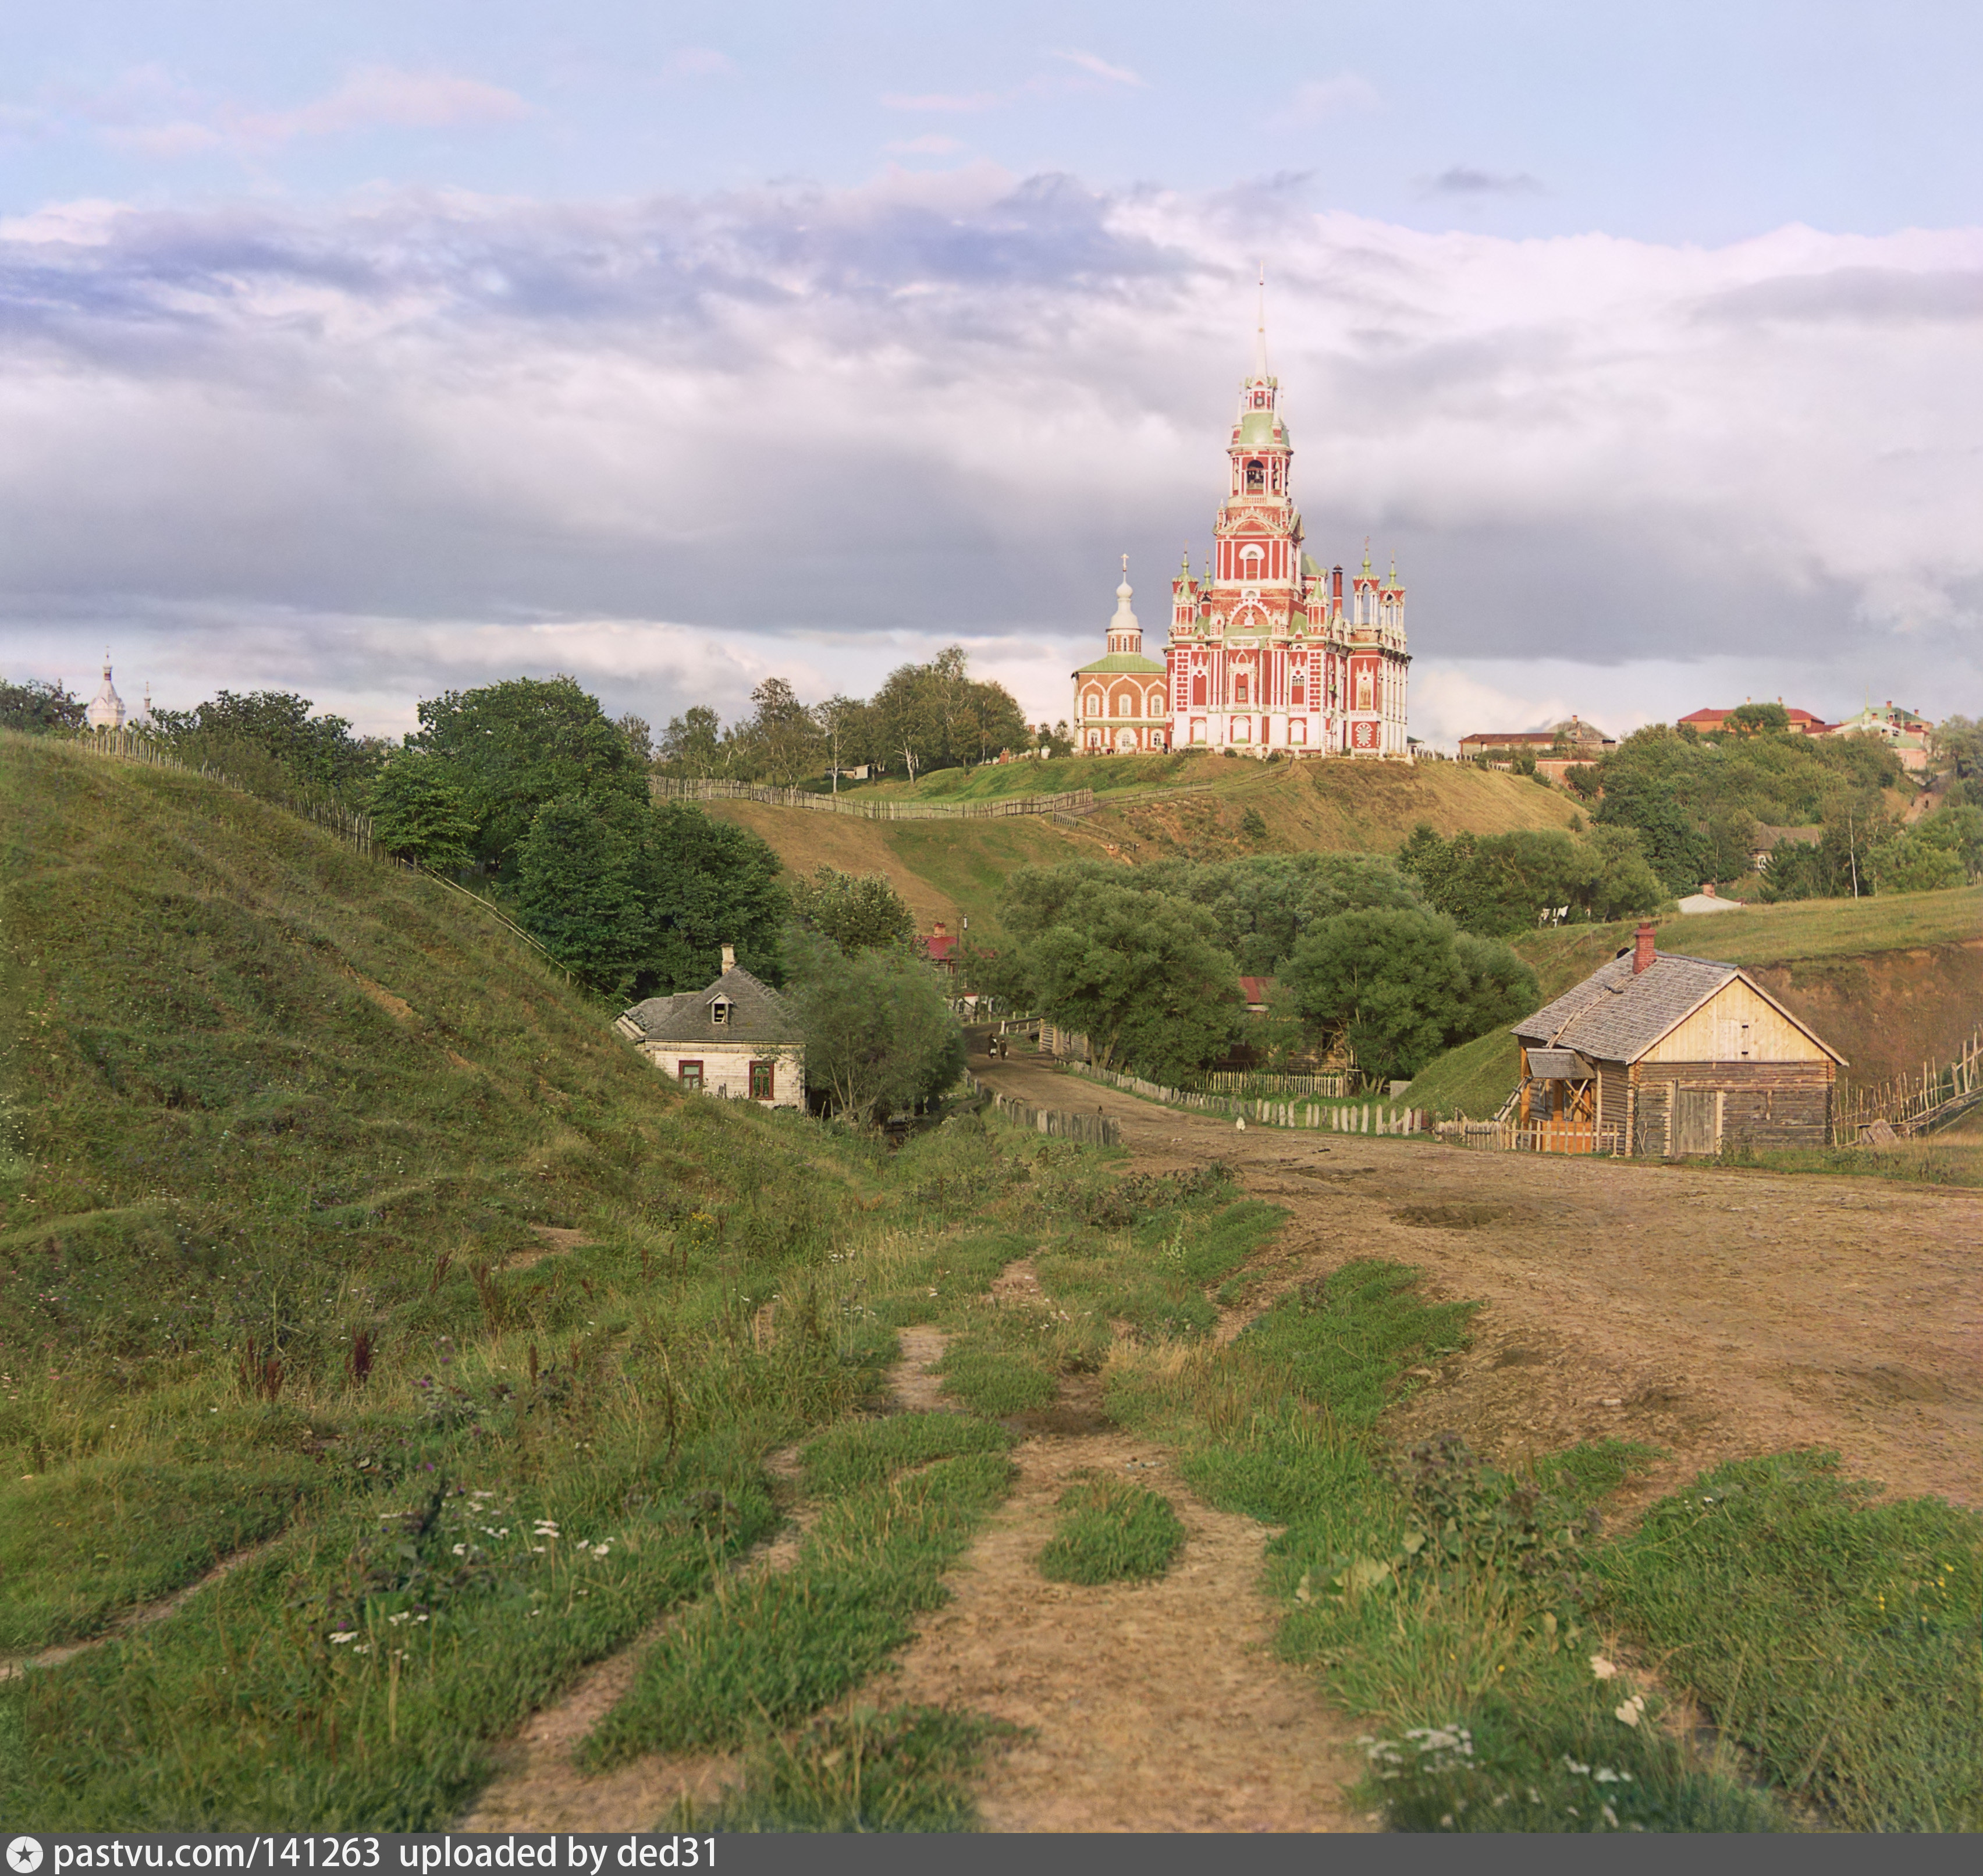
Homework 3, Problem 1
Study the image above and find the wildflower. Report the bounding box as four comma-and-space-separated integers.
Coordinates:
329, 1631, 357, 1644
452, 1543, 467, 1556
1589, 1654, 1618, 1680
1601, 1803, 1620, 1829
1615, 1693, 1647, 1728
388, 1611, 411, 1626
1562, 1758, 1590, 1776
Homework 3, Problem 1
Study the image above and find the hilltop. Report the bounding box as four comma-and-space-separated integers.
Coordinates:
705, 754, 1582, 940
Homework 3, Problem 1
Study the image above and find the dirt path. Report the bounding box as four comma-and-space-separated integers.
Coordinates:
974, 1049, 1983, 1515
887, 1310, 1368, 1832
0, 1534, 286, 1684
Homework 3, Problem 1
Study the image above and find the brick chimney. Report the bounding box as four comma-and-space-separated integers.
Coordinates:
720, 944, 736, 975
1632, 922, 1657, 975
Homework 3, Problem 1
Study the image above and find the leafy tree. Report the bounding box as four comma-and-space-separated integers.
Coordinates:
150, 690, 382, 802
364, 751, 478, 872
515, 793, 653, 997
1397, 823, 1659, 936
0, 677, 86, 734
1594, 766, 1708, 897
1726, 701, 1791, 735
643, 801, 789, 990
739, 677, 823, 786
1004, 880, 1241, 1079
414, 676, 647, 873
786, 930, 965, 1124
1935, 715, 1983, 782
1449, 933, 1540, 1044
1915, 802, 1983, 883
1282, 908, 1467, 1083
616, 713, 655, 767
657, 705, 725, 779
789, 866, 916, 953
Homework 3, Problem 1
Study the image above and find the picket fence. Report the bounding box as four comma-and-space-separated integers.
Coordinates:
963, 1071, 1120, 1145
653, 777, 1094, 821
1199, 1068, 1355, 1099
1065, 1061, 1424, 1135
1434, 1119, 1598, 1155
1838, 1026, 1983, 1139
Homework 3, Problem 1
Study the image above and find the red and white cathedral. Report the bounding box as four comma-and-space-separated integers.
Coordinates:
1072, 307, 1411, 759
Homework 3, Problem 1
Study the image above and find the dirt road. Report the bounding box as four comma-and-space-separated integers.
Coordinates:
975, 1049, 1983, 1513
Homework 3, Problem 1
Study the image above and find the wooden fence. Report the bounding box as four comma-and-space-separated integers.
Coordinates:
1838, 1026, 1983, 1139
1435, 1119, 1598, 1154
1065, 1061, 1423, 1135
653, 777, 1095, 820
964, 1072, 1120, 1145
1199, 1068, 1355, 1099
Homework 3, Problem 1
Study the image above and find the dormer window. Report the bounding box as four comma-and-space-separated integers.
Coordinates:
710, 996, 733, 1026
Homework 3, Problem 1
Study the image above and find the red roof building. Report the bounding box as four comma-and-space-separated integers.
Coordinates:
1678, 704, 1832, 736
921, 921, 961, 974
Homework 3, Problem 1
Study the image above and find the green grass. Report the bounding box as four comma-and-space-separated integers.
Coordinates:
932, 1342, 1058, 1416
1402, 1027, 1519, 1121
1600, 1451, 1983, 1831
705, 1704, 1024, 1832
799, 1412, 1012, 1496
1037, 1476, 1186, 1585
583, 1451, 1013, 1764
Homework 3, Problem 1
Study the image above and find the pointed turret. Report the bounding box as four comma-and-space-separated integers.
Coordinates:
84, 652, 125, 731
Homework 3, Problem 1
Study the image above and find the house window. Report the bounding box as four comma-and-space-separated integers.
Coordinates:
678, 1060, 704, 1090
710, 997, 732, 1026
749, 1060, 774, 1100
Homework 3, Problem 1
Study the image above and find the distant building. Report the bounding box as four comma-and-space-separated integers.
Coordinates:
1072, 563, 1170, 754
1676, 884, 1742, 915
1826, 701, 1933, 773
921, 921, 962, 975
614, 946, 805, 1109
84, 654, 125, 730
1677, 704, 1831, 736
1512, 924, 1845, 1156
1458, 718, 1614, 770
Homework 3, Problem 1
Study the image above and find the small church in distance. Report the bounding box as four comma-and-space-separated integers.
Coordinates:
1072, 300, 1412, 759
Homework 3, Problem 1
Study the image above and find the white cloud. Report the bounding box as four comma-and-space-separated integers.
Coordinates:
1051, 50, 1145, 89
2, 177, 1979, 737
235, 67, 534, 143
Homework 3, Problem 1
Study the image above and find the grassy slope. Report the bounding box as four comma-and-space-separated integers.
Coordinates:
709, 757, 1582, 942
1406, 885, 1983, 1117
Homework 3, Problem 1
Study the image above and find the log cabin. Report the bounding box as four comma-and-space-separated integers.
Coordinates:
1512, 922, 1845, 1156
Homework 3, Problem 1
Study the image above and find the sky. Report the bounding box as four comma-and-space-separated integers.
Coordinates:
2, 2, 1980, 748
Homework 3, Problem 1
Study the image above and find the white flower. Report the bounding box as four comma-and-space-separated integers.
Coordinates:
1615, 1693, 1647, 1727
329, 1631, 357, 1644
452, 1543, 467, 1556
1602, 1803, 1620, 1829
1589, 1654, 1619, 1680
388, 1612, 410, 1626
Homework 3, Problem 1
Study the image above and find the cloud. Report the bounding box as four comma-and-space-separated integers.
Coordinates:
1282, 73, 1381, 121
1424, 165, 1545, 197
1, 176, 1978, 737
885, 135, 966, 156
1050, 51, 1145, 88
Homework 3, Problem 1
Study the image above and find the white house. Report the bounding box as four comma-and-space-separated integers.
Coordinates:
614, 946, 805, 1109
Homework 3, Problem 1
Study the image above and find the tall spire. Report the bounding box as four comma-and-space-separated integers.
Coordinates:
1252, 263, 1268, 381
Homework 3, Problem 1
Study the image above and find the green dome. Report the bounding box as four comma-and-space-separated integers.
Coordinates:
1236, 408, 1291, 450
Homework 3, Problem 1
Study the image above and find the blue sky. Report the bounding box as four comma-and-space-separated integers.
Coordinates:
3, 2, 1980, 742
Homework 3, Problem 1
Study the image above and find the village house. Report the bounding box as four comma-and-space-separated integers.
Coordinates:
1825, 701, 1934, 773
1677, 702, 1832, 737
1512, 923, 1844, 1156
614, 946, 805, 1109
921, 921, 962, 976
1456, 718, 1613, 784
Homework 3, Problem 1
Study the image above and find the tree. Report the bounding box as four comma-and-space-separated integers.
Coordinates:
1010, 881, 1242, 1079
1284, 909, 1465, 1082
871, 647, 1026, 777
515, 793, 652, 997
789, 866, 916, 953
657, 705, 724, 779
740, 677, 823, 786
150, 690, 382, 802
364, 751, 478, 873
643, 801, 789, 990
413, 676, 648, 874
1726, 701, 1792, 736
786, 930, 965, 1123
0, 677, 85, 734
616, 713, 655, 767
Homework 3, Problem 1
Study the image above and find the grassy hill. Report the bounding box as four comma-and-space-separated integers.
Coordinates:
707, 754, 1582, 940
1406, 885, 1983, 1117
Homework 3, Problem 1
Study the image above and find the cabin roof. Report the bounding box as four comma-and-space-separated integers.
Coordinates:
620, 966, 800, 1046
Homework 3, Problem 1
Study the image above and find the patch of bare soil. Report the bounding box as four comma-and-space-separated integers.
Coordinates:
502, 1225, 591, 1273
975, 1054, 1983, 1515
0, 1534, 286, 1683
888, 1343, 1367, 1831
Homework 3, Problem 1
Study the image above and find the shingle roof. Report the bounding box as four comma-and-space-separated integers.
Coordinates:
1512, 950, 1740, 1064
620, 967, 801, 1046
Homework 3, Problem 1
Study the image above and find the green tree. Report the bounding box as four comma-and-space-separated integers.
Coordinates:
657, 704, 724, 778
786, 931, 965, 1123
1914, 802, 1983, 883
0, 677, 85, 734
789, 866, 917, 953
414, 676, 648, 873
1282, 908, 1490, 1083
1010, 881, 1241, 1079
1726, 701, 1792, 736
644, 801, 790, 990
739, 677, 823, 786
515, 793, 652, 997
364, 751, 478, 872
150, 690, 383, 802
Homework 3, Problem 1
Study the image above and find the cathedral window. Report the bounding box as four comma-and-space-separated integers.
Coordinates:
1234, 674, 1249, 705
